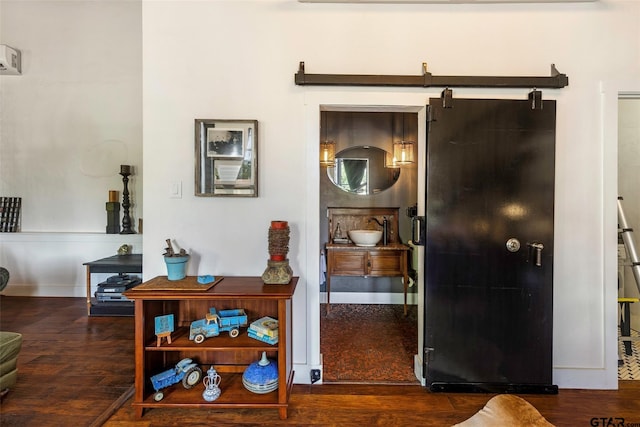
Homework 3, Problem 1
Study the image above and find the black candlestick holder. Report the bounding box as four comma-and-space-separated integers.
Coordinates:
119, 165, 135, 234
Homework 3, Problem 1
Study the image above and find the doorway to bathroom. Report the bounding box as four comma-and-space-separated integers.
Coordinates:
320, 303, 418, 383
618, 94, 640, 380
318, 108, 421, 384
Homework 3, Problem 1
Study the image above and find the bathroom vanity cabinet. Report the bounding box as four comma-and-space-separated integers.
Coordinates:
325, 244, 408, 277
325, 243, 409, 315
325, 207, 409, 315
123, 276, 297, 419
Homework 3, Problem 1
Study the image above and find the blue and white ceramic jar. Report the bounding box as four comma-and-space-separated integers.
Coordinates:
242, 351, 278, 394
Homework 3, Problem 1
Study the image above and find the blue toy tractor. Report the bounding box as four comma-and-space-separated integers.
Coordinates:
150, 358, 202, 401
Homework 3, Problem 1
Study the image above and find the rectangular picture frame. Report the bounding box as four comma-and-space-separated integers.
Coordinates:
195, 119, 258, 197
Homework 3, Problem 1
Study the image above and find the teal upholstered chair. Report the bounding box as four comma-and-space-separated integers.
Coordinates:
0, 267, 23, 399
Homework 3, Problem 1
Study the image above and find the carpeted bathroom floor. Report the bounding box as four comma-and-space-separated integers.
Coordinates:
320, 303, 419, 384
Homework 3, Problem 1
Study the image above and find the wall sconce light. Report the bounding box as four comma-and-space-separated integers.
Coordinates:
386, 112, 414, 167
320, 111, 336, 167
320, 140, 336, 167
392, 140, 414, 165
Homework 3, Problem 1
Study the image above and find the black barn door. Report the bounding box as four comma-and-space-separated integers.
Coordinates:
424, 97, 557, 393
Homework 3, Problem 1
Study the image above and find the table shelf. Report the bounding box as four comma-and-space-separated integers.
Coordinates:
124, 276, 297, 420
135, 371, 294, 408
145, 327, 278, 352
83, 254, 142, 316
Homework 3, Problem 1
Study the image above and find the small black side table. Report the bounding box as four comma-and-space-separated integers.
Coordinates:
84, 254, 142, 316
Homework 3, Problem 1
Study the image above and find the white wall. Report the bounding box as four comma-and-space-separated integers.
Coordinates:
0, 0, 143, 297
1, 0, 638, 389
141, 0, 639, 388
0, 0, 143, 232
0, 232, 142, 297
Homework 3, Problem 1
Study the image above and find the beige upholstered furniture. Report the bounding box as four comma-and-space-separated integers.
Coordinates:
0, 331, 22, 394
0, 267, 22, 398
454, 394, 555, 427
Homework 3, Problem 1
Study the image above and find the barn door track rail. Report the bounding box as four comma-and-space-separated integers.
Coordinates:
294, 62, 569, 89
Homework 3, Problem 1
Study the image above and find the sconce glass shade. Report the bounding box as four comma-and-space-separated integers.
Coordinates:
320, 140, 336, 167
386, 140, 414, 167
385, 150, 399, 168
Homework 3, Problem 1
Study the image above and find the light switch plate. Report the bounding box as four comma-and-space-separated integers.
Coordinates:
170, 181, 182, 199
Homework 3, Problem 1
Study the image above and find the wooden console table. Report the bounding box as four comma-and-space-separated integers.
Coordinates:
325, 207, 410, 315
123, 276, 297, 419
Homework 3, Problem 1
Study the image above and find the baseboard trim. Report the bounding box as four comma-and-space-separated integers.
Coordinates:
320, 292, 418, 305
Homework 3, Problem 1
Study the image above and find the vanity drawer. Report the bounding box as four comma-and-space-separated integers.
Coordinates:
327, 249, 405, 277
328, 250, 367, 275
368, 251, 404, 276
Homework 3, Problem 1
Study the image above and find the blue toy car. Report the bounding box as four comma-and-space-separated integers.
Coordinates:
150, 358, 202, 401
189, 308, 248, 343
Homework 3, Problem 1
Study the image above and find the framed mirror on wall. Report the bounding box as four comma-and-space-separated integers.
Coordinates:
327, 146, 400, 195
195, 119, 258, 197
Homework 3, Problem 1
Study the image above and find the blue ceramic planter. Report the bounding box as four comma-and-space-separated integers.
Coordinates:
164, 255, 189, 280
242, 352, 278, 394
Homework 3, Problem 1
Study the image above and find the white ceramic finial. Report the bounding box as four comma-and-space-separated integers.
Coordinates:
258, 351, 269, 366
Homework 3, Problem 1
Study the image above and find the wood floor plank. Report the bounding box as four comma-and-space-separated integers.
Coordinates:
1, 296, 640, 427
292, 392, 454, 411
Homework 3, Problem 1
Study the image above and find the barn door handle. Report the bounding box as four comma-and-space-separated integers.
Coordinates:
528, 242, 544, 267
411, 216, 425, 246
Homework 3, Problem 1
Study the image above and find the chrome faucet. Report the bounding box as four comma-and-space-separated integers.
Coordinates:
369, 216, 388, 246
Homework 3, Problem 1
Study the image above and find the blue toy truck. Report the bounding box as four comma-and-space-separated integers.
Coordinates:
150, 358, 202, 401
189, 308, 248, 343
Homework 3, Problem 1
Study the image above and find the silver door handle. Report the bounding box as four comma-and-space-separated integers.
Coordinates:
528, 242, 544, 267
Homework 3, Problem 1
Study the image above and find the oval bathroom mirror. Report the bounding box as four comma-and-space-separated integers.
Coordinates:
327, 146, 400, 195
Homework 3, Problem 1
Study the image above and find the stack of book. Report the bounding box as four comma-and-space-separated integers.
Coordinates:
0, 197, 21, 232
247, 316, 278, 345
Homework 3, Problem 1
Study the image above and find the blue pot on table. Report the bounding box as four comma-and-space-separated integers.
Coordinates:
164, 255, 189, 280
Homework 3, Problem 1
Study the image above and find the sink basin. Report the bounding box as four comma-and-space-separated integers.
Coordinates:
348, 230, 383, 247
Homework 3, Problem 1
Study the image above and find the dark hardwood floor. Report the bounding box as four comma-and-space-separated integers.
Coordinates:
1, 296, 639, 426
0, 296, 134, 427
